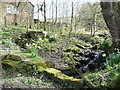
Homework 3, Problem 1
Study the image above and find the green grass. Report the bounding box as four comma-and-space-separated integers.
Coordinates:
24, 56, 44, 62
1, 76, 54, 88
106, 52, 120, 66
87, 51, 120, 88
0, 26, 119, 88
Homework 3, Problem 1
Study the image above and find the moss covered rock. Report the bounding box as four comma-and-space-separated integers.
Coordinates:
1, 59, 21, 67
22, 60, 55, 68
19, 60, 55, 72
44, 68, 83, 87
64, 45, 83, 54
37, 66, 45, 72
6, 55, 21, 61
92, 44, 101, 50
0, 55, 6, 61
14, 31, 47, 48
0, 54, 22, 69
76, 44, 86, 49
44, 61, 55, 68
0, 54, 21, 61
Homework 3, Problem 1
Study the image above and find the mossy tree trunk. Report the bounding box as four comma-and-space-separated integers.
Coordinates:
100, 0, 120, 53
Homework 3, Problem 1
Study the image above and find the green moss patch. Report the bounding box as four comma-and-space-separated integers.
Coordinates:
1, 59, 21, 67
44, 68, 83, 87
0, 54, 21, 61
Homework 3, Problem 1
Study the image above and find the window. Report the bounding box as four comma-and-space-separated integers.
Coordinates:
12, 8, 17, 14
6, 6, 12, 13
6, 6, 18, 14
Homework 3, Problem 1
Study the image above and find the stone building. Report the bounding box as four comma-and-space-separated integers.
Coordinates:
0, 0, 34, 28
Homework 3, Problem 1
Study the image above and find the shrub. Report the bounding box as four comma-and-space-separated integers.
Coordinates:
26, 45, 38, 57
2, 40, 12, 48
49, 37, 58, 43
100, 38, 112, 50
106, 52, 120, 66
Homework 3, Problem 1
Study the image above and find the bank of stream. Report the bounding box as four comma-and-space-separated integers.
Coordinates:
1, 29, 118, 88
13, 31, 108, 77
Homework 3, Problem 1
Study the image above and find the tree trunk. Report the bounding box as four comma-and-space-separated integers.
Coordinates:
13, 1, 17, 26
100, 1, 120, 52
14, 14, 17, 26
69, 2, 74, 38
54, 0, 58, 32
93, 13, 97, 36
51, 0, 54, 32
37, 0, 40, 29
4, 16, 7, 27
44, 0, 46, 31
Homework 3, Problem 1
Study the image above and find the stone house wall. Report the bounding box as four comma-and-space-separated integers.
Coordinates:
0, 0, 34, 28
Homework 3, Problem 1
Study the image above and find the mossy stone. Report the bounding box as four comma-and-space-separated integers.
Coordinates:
44, 61, 55, 68
0, 55, 6, 61
36, 62, 47, 68
0, 54, 21, 61
7, 55, 21, 61
37, 66, 45, 72
76, 44, 86, 49
1, 59, 21, 67
64, 45, 83, 54
44, 68, 83, 87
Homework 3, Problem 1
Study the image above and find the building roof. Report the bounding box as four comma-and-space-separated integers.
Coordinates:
28, 0, 34, 7
0, 0, 34, 7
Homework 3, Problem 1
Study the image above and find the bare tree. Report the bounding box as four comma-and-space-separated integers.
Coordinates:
52, 0, 54, 23
4, 16, 7, 27
43, 0, 46, 31
74, 2, 81, 32
35, 0, 45, 29
51, 0, 54, 32
36, 0, 40, 29
54, 0, 58, 25
69, 2, 74, 38
60, 2, 66, 34
93, 5, 101, 36
13, 1, 17, 26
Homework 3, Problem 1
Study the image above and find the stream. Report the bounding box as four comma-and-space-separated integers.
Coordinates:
13, 31, 107, 78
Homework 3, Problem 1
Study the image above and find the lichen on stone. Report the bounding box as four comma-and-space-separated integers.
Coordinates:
44, 68, 81, 82
1, 59, 21, 67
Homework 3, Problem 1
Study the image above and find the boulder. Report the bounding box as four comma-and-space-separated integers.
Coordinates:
44, 61, 55, 68
44, 68, 84, 88
0, 54, 21, 61
0, 54, 22, 69
0, 54, 84, 87
1, 60, 21, 67
5, 55, 21, 61
14, 31, 47, 48
0, 55, 6, 61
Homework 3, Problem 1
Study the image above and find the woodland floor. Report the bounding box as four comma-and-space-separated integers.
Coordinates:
0, 37, 64, 89
0, 27, 119, 89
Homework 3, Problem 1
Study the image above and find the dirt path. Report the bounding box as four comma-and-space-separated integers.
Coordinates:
41, 39, 70, 70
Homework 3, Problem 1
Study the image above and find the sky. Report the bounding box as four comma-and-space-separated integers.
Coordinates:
29, 0, 100, 20
29, 0, 99, 4
0, 0, 100, 19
